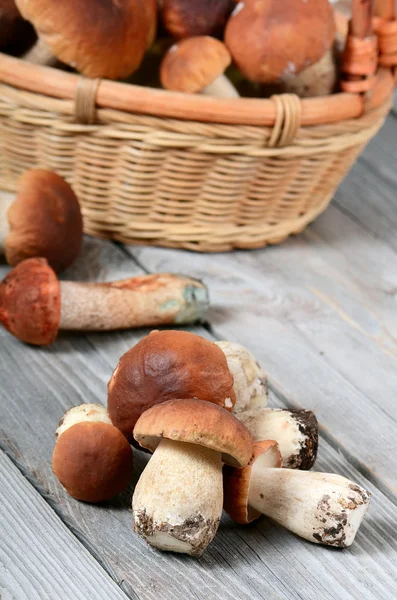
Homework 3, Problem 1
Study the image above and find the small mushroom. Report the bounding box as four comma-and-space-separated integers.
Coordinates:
215, 341, 268, 413
52, 403, 133, 503
16, 0, 157, 78
223, 442, 371, 547
161, 0, 235, 39
237, 407, 318, 470
0, 259, 210, 346
107, 330, 236, 441
0, 170, 83, 272
225, 0, 336, 85
133, 398, 252, 556
160, 37, 239, 98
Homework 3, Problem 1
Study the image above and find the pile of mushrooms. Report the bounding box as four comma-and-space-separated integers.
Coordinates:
52, 331, 371, 556
4, 0, 349, 99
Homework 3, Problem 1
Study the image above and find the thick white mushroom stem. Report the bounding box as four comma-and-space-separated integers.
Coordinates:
201, 74, 239, 98
133, 439, 223, 556
248, 468, 371, 547
0, 194, 14, 253
59, 274, 209, 331
23, 38, 58, 67
237, 407, 318, 470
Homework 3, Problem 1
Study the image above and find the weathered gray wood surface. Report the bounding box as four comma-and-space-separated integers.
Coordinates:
0, 450, 129, 600
1, 111, 397, 599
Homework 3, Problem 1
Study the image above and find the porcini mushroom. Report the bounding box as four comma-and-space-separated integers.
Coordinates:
108, 330, 236, 441
223, 442, 371, 547
0, 259, 209, 346
160, 37, 239, 98
133, 398, 252, 555
237, 407, 318, 470
215, 341, 268, 413
52, 403, 133, 503
0, 170, 83, 272
16, 0, 157, 78
225, 0, 336, 84
161, 0, 235, 39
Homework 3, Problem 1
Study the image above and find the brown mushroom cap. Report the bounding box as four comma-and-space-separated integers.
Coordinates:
6, 170, 83, 273
223, 440, 282, 524
0, 258, 60, 345
52, 422, 133, 503
134, 398, 253, 467
225, 0, 336, 83
160, 36, 232, 93
15, 0, 157, 79
0, 0, 28, 48
107, 330, 236, 441
161, 0, 235, 39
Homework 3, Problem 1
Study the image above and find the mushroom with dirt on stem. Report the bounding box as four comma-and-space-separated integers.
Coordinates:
52, 403, 134, 503
0, 259, 210, 346
15, 0, 157, 78
133, 398, 253, 556
225, 0, 336, 95
223, 441, 371, 547
237, 407, 318, 470
160, 36, 239, 98
0, 169, 83, 272
161, 0, 235, 39
107, 329, 236, 442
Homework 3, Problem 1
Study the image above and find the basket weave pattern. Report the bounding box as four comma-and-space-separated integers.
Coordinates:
0, 84, 390, 251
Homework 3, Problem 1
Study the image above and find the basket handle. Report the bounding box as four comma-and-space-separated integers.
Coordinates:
341, 0, 397, 94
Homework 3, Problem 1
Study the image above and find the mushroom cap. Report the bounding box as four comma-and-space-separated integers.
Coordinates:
56, 403, 111, 439
107, 329, 236, 441
5, 170, 83, 273
0, 258, 60, 345
161, 0, 235, 39
134, 398, 253, 467
0, 0, 28, 48
15, 0, 157, 79
223, 440, 282, 524
52, 421, 133, 503
160, 37, 231, 93
225, 0, 336, 83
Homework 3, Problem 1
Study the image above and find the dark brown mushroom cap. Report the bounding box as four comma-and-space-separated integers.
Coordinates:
15, 0, 157, 79
52, 422, 133, 503
0, 0, 26, 48
107, 330, 236, 441
5, 170, 83, 273
225, 0, 336, 83
160, 36, 232, 93
0, 258, 60, 345
161, 0, 235, 39
223, 440, 282, 524
134, 398, 253, 467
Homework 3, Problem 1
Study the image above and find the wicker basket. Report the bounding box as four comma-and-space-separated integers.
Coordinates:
0, 1, 396, 252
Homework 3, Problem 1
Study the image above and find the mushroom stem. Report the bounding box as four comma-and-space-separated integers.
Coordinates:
236, 408, 318, 470
248, 467, 371, 547
0, 194, 13, 254
201, 74, 239, 98
23, 38, 58, 67
59, 274, 209, 331
133, 438, 223, 556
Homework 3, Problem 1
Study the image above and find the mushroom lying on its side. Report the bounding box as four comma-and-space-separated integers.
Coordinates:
237, 407, 318, 470
52, 404, 133, 503
133, 398, 252, 556
0, 260, 209, 346
107, 330, 236, 442
223, 442, 371, 547
160, 37, 239, 98
0, 170, 83, 272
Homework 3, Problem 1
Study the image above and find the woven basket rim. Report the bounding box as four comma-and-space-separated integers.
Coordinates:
0, 53, 395, 128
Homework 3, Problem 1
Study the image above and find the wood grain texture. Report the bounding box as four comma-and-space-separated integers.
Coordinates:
0, 450, 129, 600
1, 234, 397, 599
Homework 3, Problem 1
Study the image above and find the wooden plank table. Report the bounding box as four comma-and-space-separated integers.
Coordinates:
1, 110, 397, 599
